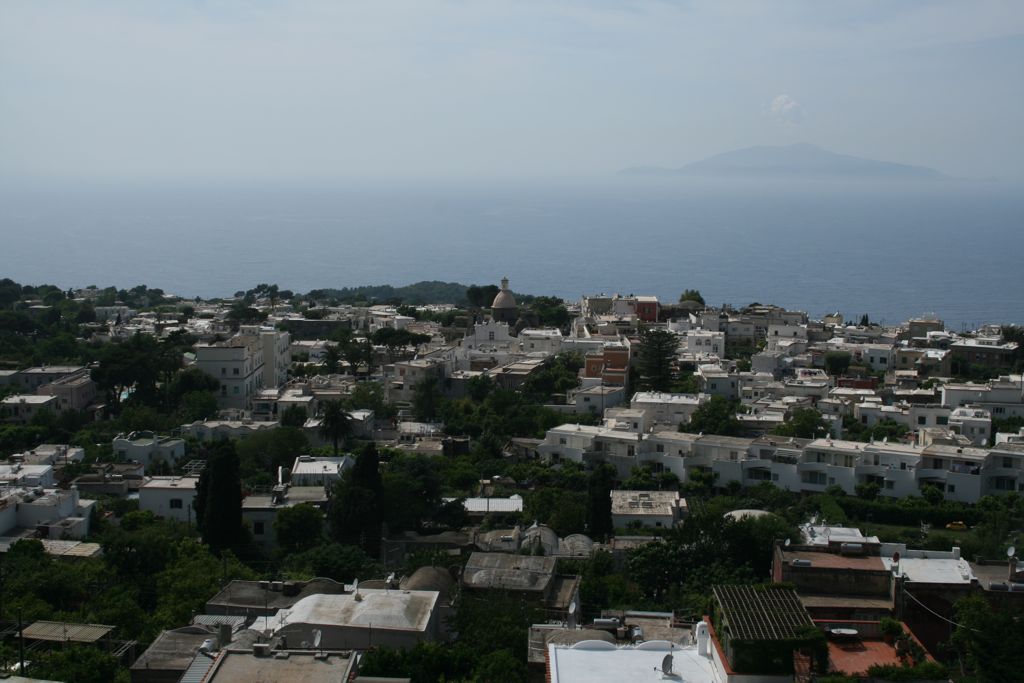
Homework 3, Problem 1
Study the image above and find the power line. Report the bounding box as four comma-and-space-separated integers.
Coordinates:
902, 589, 980, 633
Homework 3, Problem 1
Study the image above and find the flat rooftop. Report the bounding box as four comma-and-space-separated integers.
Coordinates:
826, 638, 903, 676
883, 556, 975, 584
205, 649, 356, 682
141, 476, 200, 490
610, 490, 682, 517
548, 641, 722, 683
782, 550, 886, 572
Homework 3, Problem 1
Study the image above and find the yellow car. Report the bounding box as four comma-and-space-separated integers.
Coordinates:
945, 521, 967, 531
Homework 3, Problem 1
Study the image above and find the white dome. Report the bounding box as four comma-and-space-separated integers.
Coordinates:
491, 277, 517, 309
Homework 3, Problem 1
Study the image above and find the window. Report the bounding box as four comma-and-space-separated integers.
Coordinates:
221, 367, 226, 375
488, 332, 495, 341
885, 481, 895, 489
656, 444, 665, 453
221, 386, 227, 396
559, 437, 566, 445
233, 386, 240, 394
170, 499, 183, 509
233, 367, 240, 375
254, 521, 265, 535
1003, 457, 1014, 469
937, 416, 949, 426
917, 416, 927, 425
947, 484, 956, 493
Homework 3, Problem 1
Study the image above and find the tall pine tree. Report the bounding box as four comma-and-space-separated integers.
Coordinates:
195, 441, 244, 553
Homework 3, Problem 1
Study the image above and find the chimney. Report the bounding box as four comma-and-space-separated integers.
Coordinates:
218, 623, 232, 649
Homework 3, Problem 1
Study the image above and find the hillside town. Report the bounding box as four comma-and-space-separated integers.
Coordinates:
0, 277, 1022, 682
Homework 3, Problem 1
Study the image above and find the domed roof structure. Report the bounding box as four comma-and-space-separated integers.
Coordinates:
724, 509, 775, 522
491, 277, 517, 310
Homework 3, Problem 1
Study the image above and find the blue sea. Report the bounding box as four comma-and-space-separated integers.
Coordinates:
1, 178, 1021, 329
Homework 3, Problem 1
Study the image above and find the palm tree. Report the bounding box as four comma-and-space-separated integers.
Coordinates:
323, 344, 341, 374
319, 400, 353, 456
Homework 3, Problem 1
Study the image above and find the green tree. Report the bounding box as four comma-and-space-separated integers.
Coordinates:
772, 408, 829, 439
473, 649, 528, 683
322, 344, 342, 374
178, 390, 218, 422
679, 289, 705, 305
282, 543, 380, 582
824, 351, 852, 376
194, 442, 244, 552
586, 464, 615, 540
466, 284, 500, 308
26, 645, 126, 683
318, 400, 353, 456
348, 380, 390, 415
637, 328, 679, 392
412, 377, 441, 421
153, 539, 254, 629
951, 595, 1024, 682
280, 403, 308, 428
686, 396, 743, 436
274, 503, 324, 554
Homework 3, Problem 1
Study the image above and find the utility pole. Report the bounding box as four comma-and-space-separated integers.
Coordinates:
18, 608, 25, 676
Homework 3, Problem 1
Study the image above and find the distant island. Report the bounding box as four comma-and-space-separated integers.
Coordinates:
621, 143, 946, 179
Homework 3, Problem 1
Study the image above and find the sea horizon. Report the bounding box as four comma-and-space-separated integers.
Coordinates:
3, 177, 1022, 330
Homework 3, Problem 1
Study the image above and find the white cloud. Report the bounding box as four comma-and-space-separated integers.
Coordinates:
768, 94, 803, 122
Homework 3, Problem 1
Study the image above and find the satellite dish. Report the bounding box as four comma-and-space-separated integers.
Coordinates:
661, 653, 674, 675
1008, 546, 1017, 558
313, 629, 322, 649
784, 538, 791, 547
568, 602, 577, 615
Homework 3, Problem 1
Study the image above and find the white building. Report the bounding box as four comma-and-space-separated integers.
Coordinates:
610, 490, 687, 529
519, 328, 564, 355
630, 392, 709, 429
681, 330, 725, 359
0, 486, 95, 539
113, 432, 186, 469
262, 589, 443, 650
182, 419, 279, 442
1, 395, 58, 423
194, 337, 265, 410
948, 407, 991, 447
243, 485, 329, 549
0, 462, 55, 487
538, 420, 1024, 503
547, 629, 725, 683
139, 476, 200, 523
289, 455, 353, 487
239, 325, 291, 388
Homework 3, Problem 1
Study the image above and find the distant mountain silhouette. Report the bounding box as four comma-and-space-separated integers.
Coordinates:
621, 143, 945, 179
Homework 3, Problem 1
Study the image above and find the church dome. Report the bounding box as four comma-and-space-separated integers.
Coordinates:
491, 277, 517, 310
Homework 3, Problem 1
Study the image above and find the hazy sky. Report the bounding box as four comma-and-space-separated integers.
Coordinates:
2, 0, 1022, 182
